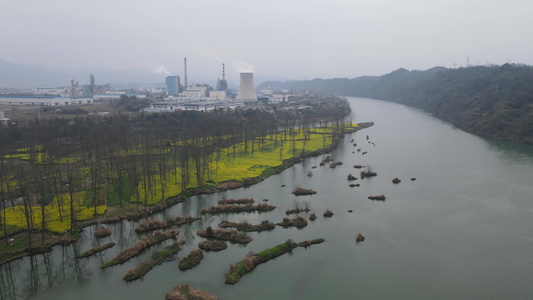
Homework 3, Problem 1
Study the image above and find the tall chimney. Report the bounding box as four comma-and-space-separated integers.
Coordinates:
184, 57, 188, 89
237, 72, 257, 101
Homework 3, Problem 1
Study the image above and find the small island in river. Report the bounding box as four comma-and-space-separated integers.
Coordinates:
196, 227, 253, 244
219, 220, 276, 232
123, 240, 185, 281
101, 229, 180, 269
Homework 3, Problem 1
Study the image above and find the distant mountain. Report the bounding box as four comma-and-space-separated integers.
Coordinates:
258, 64, 533, 145
0, 59, 168, 89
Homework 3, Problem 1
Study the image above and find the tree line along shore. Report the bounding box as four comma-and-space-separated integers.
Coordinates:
0, 95, 372, 265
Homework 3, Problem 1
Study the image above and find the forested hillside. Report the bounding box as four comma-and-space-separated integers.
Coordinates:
259, 64, 533, 144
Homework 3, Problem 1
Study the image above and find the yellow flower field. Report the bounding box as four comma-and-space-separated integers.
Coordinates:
1, 192, 106, 234
134, 125, 347, 204
1, 123, 356, 234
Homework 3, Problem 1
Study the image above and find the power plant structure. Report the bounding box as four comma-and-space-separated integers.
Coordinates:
89, 73, 95, 97
165, 58, 258, 104
216, 63, 228, 91
236, 72, 257, 102
184, 57, 188, 89
165, 76, 182, 96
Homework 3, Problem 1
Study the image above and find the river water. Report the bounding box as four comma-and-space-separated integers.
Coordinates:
2, 97, 533, 300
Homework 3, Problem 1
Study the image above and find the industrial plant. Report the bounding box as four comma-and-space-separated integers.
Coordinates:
0, 58, 296, 122
147, 58, 274, 112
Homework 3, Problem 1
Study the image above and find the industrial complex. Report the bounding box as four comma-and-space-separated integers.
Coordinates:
0, 58, 295, 121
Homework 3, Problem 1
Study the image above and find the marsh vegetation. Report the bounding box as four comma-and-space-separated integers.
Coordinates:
101, 229, 179, 269
123, 240, 185, 281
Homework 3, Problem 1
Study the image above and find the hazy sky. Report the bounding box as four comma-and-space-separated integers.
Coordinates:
2, 0, 533, 82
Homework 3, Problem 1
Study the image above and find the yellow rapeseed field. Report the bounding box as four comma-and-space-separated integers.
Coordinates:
1, 124, 355, 234
1, 192, 106, 234
134, 126, 342, 204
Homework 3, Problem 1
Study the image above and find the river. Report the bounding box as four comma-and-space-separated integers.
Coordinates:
2, 97, 533, 300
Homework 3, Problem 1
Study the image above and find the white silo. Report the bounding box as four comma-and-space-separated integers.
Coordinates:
237, 72, 258, 101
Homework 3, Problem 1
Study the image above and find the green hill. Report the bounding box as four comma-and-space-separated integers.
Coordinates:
259, 64, 533, 144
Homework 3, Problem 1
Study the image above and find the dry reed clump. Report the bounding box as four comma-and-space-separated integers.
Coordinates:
277, 216, 308, 228
117, 239, 149, 261
368, 194, 386, 201
285, 207, 311, 215
196, 228, 252, 244
256, 203, 275, 210
243, 255, 258, 271
229, 231, 248, 241
292, 187, 317, 196
219, 220, 275, 232
294, 216, 308, 225
95, 226, 112, 238
136, 218, 167, 232
201, 203, 275, 214
138, 219, 149, 229
165, 284, 217, 300
298, 238, 325, 248
125, 268, 135, 278
135, 216, 199, 233
218, 198, 254, 205
227, 263, 238, 275
198, 240, 227, 251
360, 170, 377, 178
320, 155, 333, 166
157, 219, 167, 226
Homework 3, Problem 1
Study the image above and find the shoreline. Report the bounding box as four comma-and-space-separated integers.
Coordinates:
0, 122, 374, 266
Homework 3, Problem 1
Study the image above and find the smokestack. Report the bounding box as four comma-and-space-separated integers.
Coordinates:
89, 73, 95, 97
237, 72, 257, 101
184, 57, 188, 89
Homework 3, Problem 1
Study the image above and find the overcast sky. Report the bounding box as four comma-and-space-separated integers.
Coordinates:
2, 0, 533, 82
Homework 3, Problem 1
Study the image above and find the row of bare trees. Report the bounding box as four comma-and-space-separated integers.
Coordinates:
0, 96, 352, 246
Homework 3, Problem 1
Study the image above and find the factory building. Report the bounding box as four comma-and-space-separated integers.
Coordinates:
32, 88, 70, 97
180, 86, 208, 97
209, 90, 227, 100
269, 94, 291, 103
145, 97, 221, 112
166, 76, 182, 96
0, 97, 93, 106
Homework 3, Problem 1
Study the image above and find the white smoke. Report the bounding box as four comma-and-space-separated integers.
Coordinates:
233, 61, 255, 73
152, 65, 170, 75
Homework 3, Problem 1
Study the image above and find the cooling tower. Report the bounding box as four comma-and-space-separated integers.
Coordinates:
237, 72, 258, 101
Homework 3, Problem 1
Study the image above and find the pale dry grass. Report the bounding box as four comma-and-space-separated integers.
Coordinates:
166, 284, 217, 300
94, 226, 112, 238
